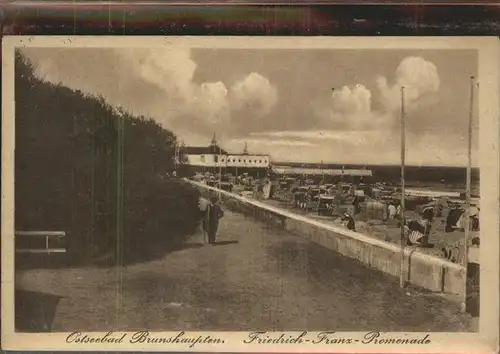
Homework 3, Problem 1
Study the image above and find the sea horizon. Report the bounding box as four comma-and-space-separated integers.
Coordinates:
270, 161, 479, 186
272, 161, 480, 170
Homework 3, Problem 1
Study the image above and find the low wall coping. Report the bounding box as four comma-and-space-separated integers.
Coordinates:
188, 179, 464, 272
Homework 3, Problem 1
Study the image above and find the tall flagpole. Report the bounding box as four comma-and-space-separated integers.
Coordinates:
400, 86, 406, 289
461, 76, 475, 313
219, 143, 222, 200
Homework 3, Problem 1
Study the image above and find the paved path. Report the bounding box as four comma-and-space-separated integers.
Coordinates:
17, 211, 473, 332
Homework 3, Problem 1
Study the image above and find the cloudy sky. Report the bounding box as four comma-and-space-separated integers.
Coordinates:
21, 47, 478, 166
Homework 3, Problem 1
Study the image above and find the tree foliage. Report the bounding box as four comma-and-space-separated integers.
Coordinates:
15, 51, 201, 265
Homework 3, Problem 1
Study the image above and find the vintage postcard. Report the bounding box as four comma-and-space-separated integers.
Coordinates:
1, 36, 499, 352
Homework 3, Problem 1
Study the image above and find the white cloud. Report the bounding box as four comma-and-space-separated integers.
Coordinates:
324, 84, 395, 131
377, 56, 440, 113
331, 84, 371, 116
314, 56, 441, 134
23, 49, 475, 166
127, 48, 278, 128
229, 138, 314, 148
230, 73, 278, 115
195, 82, 230, 125
134, 48, 196, 103
250, 130, 384, 145
246, 129, 478, 166
22, 47, 278, 135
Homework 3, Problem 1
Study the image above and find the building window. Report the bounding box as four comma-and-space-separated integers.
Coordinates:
259, 160, 262, 163
214, 155, 219, 163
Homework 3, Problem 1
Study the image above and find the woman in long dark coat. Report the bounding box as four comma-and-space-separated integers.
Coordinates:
203, 196, 224, 245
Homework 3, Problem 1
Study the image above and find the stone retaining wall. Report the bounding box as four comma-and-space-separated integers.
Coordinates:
190, 180, 465, 296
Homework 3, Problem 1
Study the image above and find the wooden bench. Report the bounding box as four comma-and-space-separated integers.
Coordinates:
15, 231, 66, 254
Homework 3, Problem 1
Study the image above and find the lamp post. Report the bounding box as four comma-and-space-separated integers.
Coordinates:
174, 141, 179, 177
115, 107, 124, 315
174, 139, 184, 177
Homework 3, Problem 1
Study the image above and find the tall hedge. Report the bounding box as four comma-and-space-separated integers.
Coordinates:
15, 51, 201, 265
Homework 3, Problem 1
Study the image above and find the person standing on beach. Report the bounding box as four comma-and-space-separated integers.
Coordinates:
352, 195, 361, 215
203, 196, 225, 245
396, 204, 402, 219
467, 237, 480, 316
341, 213, 356, 232
388, 202, 397, 220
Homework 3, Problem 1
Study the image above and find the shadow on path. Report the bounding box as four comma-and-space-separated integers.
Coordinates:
89, 241, 207, 268
211, 240, 239, 246
16, 238, 208, 271
266, 239, 471, 331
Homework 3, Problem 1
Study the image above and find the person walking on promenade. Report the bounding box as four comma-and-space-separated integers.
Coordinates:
203, 195, 225, 245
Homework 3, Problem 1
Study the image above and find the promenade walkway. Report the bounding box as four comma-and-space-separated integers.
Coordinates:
16, 210, 473, 332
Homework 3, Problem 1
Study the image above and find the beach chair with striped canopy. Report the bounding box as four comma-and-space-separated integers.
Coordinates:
405, 219, 430, 246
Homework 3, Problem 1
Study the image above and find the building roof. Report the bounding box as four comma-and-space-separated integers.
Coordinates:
183, 145, 228, 155
229, 153, 269, 157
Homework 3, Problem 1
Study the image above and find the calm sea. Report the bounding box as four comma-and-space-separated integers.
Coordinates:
274, 162, 480, 194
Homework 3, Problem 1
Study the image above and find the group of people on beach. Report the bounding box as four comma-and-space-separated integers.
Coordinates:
196, 189, 480, 268
387, 202, 402, 220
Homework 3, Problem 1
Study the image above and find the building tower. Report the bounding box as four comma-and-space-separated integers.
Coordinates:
243, 142, 248, 155
210, 132, 217, 147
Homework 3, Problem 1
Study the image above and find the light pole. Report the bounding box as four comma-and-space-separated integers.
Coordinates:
115, 107, 124, 315
218, 143, 222, 199
461, 76, 476, 313
174, 141, 179, 177
174, 139, 183, 177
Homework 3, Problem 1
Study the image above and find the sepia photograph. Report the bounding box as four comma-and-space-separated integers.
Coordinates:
1, 36, 499, 352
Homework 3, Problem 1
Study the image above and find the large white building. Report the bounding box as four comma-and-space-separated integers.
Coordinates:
182, 135, 270, 176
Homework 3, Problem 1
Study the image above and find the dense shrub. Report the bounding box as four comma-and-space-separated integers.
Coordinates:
14, 51, 201, 265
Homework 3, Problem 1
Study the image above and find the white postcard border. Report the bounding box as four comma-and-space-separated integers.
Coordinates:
1, 36, 499, 353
